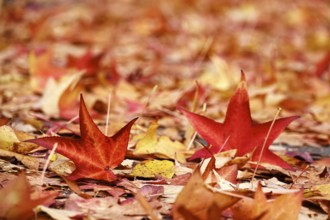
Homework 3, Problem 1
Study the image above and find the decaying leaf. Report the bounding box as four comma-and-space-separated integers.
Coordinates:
27, 95, 138, 182
134, 121, 186, 163
180, 72, 299, 169
172, 170, 240, 220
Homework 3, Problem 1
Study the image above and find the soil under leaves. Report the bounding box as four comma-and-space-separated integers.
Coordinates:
0, 0, 329, 219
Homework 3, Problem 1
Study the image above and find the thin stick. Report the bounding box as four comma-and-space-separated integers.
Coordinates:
218, 136, 230, 153
40, 142, 58, 185
67, 115, 79, 125
251, 107, 282, 188
186, 103, 207, 150
105, 93, 112, 136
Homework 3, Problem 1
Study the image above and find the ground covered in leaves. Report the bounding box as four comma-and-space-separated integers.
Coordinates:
0, 0, 330, 219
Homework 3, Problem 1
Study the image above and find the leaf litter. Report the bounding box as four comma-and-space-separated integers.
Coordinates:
0, 0, 330, 219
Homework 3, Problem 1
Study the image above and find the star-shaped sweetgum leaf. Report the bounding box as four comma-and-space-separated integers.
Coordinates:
28, 95, 138, 182
180, 72, 299, 169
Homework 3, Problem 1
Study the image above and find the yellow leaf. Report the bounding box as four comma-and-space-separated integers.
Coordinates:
312, 184, 330, 196
0, 125, 19, 150
198, 56, 240, 91
130, 160, 175, 179
134, 122, 186, 163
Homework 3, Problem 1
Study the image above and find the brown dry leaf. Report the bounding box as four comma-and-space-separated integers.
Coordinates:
231, 185, 267, 220
0, 149, 40, 170
232, 183, 303, 220
172, 170, 240, 220
262, 191, 303, 220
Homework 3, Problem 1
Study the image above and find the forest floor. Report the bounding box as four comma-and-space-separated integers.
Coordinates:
0, 0, 329, 219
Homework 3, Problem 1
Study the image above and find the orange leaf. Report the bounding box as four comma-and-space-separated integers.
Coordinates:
231, 183, 268, 220
27, 95, 138, 182
232, 183, 303, 220
262, 190, 303, 220
172, 170, 240, 220
180, 71, 299, 169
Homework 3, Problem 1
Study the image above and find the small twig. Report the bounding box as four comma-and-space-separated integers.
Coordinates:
288, 165, 309, 189
40, 142, 58, 186
105, 93, 112, 136
219, 136, 230, 153
186, 103, 207, 150
251, 107, 282, 189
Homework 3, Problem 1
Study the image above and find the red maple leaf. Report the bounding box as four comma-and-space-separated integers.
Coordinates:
180, 72, 299, 169
67, 49, 104, 76
28, 95, 138, 182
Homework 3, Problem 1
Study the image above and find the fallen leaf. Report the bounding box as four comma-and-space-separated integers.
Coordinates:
231, 183, 303, 220
134, 121, 186, 163
0, 172, 57, 220
263, 190, 303, 220
36, 206, 82, 220
312, 184, 330, 197
29, 50, 67, 91
172, 170, 240, 220
0, 125, 38, 154
139, 185, 164, 200
39, 72, 83, 118
216, 164, 238, 184
176, 82, 207, 110
131, 159, 175, 179
67, 49, 104, 76
0, 125, 20, 150
231, 183, 268, 219
313, 51, 330, 78
180, 72, 299, 169
0, 149, 40, 170
27, 94, 138, 182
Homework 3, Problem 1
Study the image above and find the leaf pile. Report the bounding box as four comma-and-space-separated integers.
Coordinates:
0, 0, 330, 219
